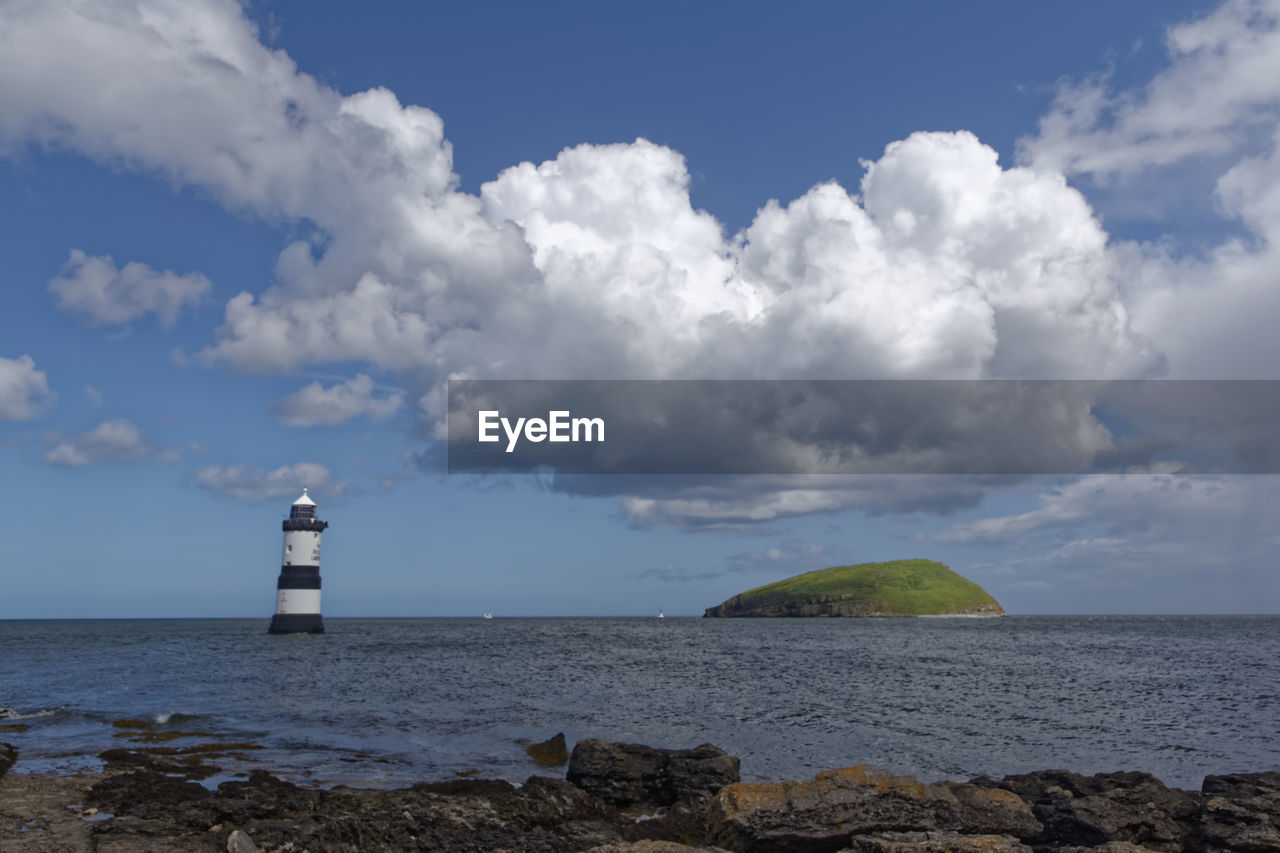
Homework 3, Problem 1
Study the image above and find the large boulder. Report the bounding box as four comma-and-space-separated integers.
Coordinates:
979, 770, 1199, 852
527, 732, 571, 767
568, 740, 740, 809
707, 766, 1041, 853
1199, 771, 1280, 852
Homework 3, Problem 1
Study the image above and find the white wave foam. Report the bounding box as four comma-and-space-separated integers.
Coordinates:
0, 707, 59, 720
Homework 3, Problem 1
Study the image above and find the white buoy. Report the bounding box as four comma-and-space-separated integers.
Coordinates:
268, 488, 328, 634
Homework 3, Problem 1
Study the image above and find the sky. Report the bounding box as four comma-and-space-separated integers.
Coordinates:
1, 0, 1278, 617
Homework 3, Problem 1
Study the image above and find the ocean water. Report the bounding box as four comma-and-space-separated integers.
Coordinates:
1, 616, 1278, 791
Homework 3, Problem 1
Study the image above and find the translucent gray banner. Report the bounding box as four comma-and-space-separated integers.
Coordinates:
446, 380, 1280, 475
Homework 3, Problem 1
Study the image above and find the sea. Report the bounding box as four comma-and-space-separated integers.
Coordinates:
2, 615, 1278, 792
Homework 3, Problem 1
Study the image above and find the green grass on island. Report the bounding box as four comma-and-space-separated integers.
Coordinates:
703, 559, 1005, 618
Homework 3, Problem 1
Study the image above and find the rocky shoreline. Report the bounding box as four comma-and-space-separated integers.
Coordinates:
1, 738, 1277, 852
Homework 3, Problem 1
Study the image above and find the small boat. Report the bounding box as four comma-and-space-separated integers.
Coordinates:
483, 612, 493, 619
658, 609, 665, 619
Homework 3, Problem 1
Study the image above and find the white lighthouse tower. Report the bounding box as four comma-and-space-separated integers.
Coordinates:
269, 488, 328, 634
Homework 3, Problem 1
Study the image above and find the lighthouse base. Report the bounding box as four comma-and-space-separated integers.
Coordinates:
268, 613, 325, 634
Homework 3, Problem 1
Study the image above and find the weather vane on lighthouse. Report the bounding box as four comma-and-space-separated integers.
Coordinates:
269, 487, 329, 634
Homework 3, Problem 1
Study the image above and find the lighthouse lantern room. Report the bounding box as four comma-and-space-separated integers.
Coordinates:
269, 488, 328, 634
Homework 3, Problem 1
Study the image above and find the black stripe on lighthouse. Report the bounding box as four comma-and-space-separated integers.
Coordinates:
277, 566, 322, 589
268, 613, 325, 633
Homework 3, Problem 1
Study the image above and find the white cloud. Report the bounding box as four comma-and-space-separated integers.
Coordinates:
727, 541, 845, 574
48, 250, 211, 328
83, 385, 104, 407
193, 461, 345, 502
0, 355, 54, 420
0, 0, 1158, 392
925, 473, 1280, 611
632, 563, 724, 583
0, 1, 454, 225
272, 374, 404, 427
1019, 0, 1280, 380
925, 468, 1203, 545
41, 418, 173, 467
1020, 0, 1280, 179
631, 543, 844, 584
610, 475, 1006, 531
734, 132, 1158, 380
4, 0, 1277, 531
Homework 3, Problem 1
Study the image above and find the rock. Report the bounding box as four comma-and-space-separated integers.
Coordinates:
89, 766, 638, 852
89, 770, 212, 816
1199, 771, 1280, 852
707, 766, 1041, 853
226, 828, 259, 852
99, 746, 222, 780
841, 832, 1032, 852
0, 742, 16, 779
585, 842, 731, 852
528, 732, 571, 767
980, 770, 1199, 852
66, 741, 1280, 852
1055, 844, 1162, 853
568, 739, 740, 809
215, 770, 322, 823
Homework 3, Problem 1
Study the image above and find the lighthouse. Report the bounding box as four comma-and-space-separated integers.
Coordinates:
269, 488, 328, 634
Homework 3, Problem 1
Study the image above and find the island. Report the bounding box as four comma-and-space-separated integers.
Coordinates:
703, 558, 1006, 618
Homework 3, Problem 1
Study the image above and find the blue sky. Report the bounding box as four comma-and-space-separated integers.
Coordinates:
2, 0, 1278, 617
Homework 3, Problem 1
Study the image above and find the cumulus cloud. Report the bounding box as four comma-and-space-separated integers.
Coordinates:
0, 1, 454, 224
546, 474, 1009, 530
735, 134, 1158, 380
453, 379, 1280, 479
0, 355, 54, 420
4, 0, 1277, 529
1019, 0, 1280, 380
0, 0, 1158, 387
1021, 0, 1280, 178
193, 461, 346, 502
48, 250, 210, 328
273, 374, 404, 427
42, 418, 174, 467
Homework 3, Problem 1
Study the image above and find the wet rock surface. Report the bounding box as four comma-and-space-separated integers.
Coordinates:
87, 767, 630, 852
584, 843, 731, 852
707, 765, 1041, 853
4, 740, 1275, 852
840, 832, 1034, 852
1198, 772, 1280, 852
976, 769, 1201, 852
0, 742, 15, 779
568, 739, 741, 810
566, 739, 743, 847
528, 733, 572, 767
